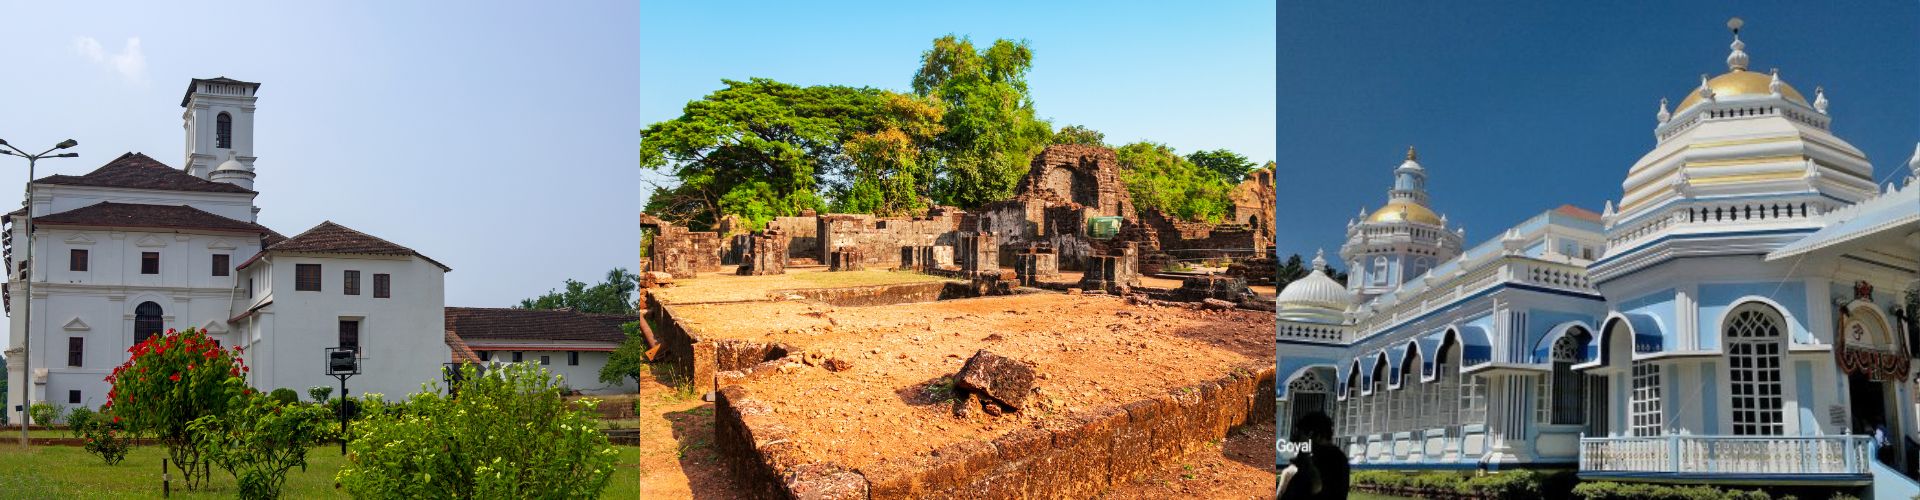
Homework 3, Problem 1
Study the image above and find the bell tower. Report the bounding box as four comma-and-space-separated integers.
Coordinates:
181, 77, 260, 182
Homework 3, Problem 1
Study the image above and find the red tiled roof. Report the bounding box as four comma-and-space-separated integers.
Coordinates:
33, 202, 271, 234
1554, 204, 1603, 222
241, 221, 450, 271
444, 307, 635, 345
446, 330, 481, 363
34, 152, 255, 194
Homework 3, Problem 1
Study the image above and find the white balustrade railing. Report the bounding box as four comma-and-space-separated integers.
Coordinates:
1580, 435, 1871, 476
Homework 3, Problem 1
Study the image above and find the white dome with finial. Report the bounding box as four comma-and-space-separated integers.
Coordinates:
215, 151, 249, 172
1277, 250, 1350, 324
208, 150, 256, 190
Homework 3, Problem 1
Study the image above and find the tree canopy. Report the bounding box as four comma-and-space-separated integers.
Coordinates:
1187, 149, 1258, 183
1115, 142, 1235, 223
517, 268, 638, 315
640, 79, 889, 230
640, 35, 1274, 230
1050, 124, 1107, 147
913, 35, 1054, 208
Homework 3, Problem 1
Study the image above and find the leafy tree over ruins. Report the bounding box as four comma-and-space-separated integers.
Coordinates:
641, 36, 1264, 231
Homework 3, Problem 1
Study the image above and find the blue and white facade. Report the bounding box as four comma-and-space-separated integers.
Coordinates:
1278, 23, 1920, 487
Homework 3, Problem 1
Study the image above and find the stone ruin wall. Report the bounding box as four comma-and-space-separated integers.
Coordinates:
969, 202, 1108, 270
817, 212, 962, 267
766, 216, 820, 261
1141, 210, 1261, 263
640, 214, 723, 278
1230, 167, 1276, 255
719, 214, 821, 264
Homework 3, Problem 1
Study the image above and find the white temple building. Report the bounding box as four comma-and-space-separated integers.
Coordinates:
5, 78, 453, 423
1277, 21, 1920, 491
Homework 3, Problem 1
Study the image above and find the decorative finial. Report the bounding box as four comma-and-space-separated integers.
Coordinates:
1907, 142, 1920, 180
1603, 200, 1615, 218
1814, 86, 1829, 114
1406, 145, 1418, 162
1656, 98, 1671, 123
1768, 69, 1782, 97
1312, 249, 1328, 271
1699, 74, 1716, 102
1726, 18, 1748, 71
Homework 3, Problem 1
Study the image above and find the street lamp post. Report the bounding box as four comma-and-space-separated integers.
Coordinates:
0, 137, 78, 445
326, 347, 359, 455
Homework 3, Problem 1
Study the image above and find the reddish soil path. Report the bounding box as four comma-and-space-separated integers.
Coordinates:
638, 365, 748, 500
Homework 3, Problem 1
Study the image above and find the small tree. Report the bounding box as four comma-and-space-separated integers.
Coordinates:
82, 408, 132, 465
336, 363, 618, 498
190, 395, 337, 499
599, 321, 646, 387
105, 327, 251, 490
308, 386, 333, 404
65, 406, 97, 438
28, 402, 59, 427
267, 388, 299, 406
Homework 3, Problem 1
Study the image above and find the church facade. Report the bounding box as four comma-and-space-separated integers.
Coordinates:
1277, 23, 1920, 488
5, 78, 452, 423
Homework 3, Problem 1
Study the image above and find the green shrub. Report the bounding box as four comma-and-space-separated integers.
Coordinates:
307, 386, 332, 404
334, 362, 619, 499
82, 408, 132, 465
65, 406, 97, 438
267, 388, 299, 406
28, 402, 59, 426
189, 395, 337, 499
1573, 481, 1772, 500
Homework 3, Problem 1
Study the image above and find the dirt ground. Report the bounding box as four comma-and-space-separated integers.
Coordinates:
1046, 271, 1278, 298
638, 365, 749, 500
701, 293, 1273, 471
1101, 421, 1278, 499
647, 266, 952, 304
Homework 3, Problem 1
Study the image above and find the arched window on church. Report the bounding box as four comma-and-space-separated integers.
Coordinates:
1726, 303, 1787, 436
216, 112, 233, 149
135, 301, 164, 344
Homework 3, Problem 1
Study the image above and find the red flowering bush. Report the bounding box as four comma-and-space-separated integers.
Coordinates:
105, 327, 251, 491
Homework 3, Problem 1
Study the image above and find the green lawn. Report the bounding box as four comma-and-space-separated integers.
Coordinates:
0, 443, 639, 498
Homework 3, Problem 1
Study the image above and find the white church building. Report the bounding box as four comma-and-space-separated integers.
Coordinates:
5, 77, 452, 423
1277, 22, 1920, 491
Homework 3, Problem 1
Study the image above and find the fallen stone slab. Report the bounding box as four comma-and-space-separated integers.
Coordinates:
954, 350, 1036, 410
1201, 298, 1236, 310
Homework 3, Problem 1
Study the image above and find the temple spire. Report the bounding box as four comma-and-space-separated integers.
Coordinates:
1726, 17, 1749, 71
1312, 249, 1328, 272
1406, 145, 1418, 162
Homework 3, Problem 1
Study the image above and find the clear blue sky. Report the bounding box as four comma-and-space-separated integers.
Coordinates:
639, 0, 1277, 207
1276, 2, 1920, 265
0, 2, 639, 323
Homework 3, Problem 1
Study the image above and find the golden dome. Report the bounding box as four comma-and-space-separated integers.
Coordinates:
1366, 200, 1442, 225
1675, 69, 1807, 111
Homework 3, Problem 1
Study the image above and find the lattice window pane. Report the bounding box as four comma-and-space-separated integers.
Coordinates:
1727, 308, 1786, 436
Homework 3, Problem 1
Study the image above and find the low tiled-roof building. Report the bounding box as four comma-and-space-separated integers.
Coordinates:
443, 307, 637, 394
